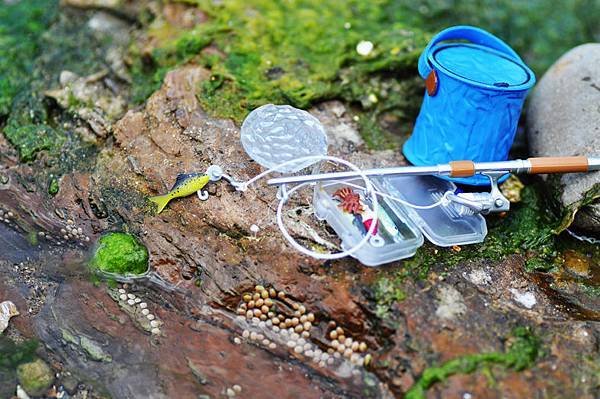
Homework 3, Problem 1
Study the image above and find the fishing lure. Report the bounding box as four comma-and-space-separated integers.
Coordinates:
334, 187, 379, 236
374, 204, 403, 241
150, 173, 210, 214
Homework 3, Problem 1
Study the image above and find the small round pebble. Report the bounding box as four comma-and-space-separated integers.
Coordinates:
147, 314, 155, 320
356, 40, 374, 56
127, 294, 135, 299
294, 345, 303, 354
151, 328, 161, 335
234, 337, 242, 345
142, 309, 150, 316
139, 302, 147, 309
118, 289, 126, 294
242, 330, 250, 338
287, 340, 296, 348
269, 343, 277, 349
127, 299, 135, 306
150, 320, 159, 328
250, 332, 257, 340
119, 294, 127, 301
233, 385, 242, 393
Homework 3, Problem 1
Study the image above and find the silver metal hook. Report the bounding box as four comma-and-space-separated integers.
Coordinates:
197, 190, 209, 201
205, 164, 247, 191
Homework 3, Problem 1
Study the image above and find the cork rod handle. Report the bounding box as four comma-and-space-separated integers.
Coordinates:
528, 156, 589, 174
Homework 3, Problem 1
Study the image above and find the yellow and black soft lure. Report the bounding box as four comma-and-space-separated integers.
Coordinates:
150, 173, 210, 214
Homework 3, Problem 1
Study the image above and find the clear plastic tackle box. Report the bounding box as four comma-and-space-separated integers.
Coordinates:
313, 175, 488, 266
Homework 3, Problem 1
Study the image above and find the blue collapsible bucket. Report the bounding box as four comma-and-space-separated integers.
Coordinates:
403, 26, 536, 186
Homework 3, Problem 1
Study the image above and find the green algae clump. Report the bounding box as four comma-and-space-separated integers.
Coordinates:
16, 358, 54, 397
405, 327, 541, 399
91, 232, 149, 276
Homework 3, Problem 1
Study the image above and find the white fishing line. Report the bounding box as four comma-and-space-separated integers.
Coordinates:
227, 155, 452, 260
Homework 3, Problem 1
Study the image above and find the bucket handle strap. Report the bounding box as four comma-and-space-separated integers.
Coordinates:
418, 25, 523, 79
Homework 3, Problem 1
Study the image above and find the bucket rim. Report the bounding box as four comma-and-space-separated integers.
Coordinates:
428, 43, 536, 92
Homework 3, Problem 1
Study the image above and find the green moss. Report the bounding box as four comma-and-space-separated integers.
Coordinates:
48, 177, 59, 196
372, 276, 407, 319
91, 232, 149, 276
4, 123, 65, 162
0, 0, 57, 116
0, 337, 38, 371
133, 0, 428, 148
406, 327, 541, 399
16, 358, 54, 396
132, 1, 597, 148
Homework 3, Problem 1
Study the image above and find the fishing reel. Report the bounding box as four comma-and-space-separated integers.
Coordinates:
447, 171, 510, 215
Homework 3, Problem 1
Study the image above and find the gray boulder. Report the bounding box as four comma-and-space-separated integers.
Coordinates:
527, 43, 600, 234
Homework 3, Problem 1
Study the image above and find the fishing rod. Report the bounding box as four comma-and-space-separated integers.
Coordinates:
267, 156, 600, 186
267, 156, 600, 215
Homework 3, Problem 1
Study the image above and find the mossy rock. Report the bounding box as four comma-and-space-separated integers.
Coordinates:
16, 358, 54, 397
91, 232, 149, 276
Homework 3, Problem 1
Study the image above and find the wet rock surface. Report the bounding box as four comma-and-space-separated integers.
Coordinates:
0, 3, 599, 399
0, 63, 598, 398
527, 43, 600, 235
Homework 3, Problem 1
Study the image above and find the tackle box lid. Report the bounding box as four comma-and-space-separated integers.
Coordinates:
375, 175, 488, 247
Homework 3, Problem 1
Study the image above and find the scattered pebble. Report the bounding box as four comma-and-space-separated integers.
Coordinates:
356, 40, 374, 56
